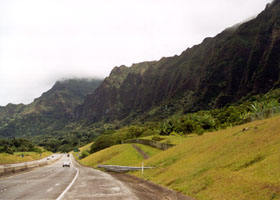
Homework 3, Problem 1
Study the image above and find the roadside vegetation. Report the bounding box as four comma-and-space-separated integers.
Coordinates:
0, 152, 52, 165
84, 89, 280, 156
79, 116, 280, 200
81, 144, 146, 167
0, 138, 44, 154
0, 138, 51, 164
130, 116, 280, 200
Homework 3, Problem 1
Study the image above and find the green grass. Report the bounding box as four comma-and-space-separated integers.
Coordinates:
0, 151, 52, 164
72, 142, 93, 160
133, 144, 162, 157
140, 134, 195, 145
74, 116, 280, 199
79, 142, 93, 152
79, 143, 162, 167
80, 144, 143, 167
131, 116, 280, 200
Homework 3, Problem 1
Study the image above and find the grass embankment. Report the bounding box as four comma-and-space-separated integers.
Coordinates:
80, 143, 162, 167
79, 142, 93, 152
141, 134, 196, 145
0, 151, 52, 165
132, 116, 280, 200
73, 142, 93, 160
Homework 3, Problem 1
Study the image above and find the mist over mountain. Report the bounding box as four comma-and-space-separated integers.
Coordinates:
76, 0, 280, 123
0, 1, 279, 152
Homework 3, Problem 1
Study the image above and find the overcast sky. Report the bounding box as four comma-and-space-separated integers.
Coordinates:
0, 0, 272, 106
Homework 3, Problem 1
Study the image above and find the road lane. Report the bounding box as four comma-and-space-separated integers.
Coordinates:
62, 157, 139, 200
0, 154, 76, 200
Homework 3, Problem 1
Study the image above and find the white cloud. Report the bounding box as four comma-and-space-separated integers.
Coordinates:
0, 0, 272, 105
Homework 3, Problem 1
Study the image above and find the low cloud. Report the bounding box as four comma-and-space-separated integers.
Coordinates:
0, 0, 272, 105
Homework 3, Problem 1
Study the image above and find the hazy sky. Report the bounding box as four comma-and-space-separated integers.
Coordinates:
0, 0, 272, 106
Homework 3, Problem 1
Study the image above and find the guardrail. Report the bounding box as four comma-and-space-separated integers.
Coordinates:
0, 155, 61, 177
98, 164, 154, 173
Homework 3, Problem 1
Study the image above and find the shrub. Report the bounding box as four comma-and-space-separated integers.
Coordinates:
80, 150, 90, 159
90, 135, 116, 153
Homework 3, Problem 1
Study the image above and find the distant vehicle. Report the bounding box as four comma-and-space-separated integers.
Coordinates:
52, 155, 54, 158
62, 161, 70, 167
67, 154, 70, 157
47, 157, 50, 160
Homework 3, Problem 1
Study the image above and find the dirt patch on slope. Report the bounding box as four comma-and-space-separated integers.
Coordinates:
110, 172, 195, 200
132, 144, 150, 159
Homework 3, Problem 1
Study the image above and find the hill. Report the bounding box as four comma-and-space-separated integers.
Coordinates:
77, 115, 280, 200
0, 79, 102, 152
76, 0, 280, 124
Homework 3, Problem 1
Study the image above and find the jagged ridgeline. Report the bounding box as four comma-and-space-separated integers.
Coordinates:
0, 79, 102, 138
0, 1, 280, 152
76, 0, 280, 123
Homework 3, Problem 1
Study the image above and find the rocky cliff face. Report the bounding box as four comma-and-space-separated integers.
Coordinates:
77, 0, 280, 123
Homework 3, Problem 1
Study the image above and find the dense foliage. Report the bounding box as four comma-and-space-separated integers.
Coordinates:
0, 138, 42, 154
90, 125, 158, 153
88, 89, 280, 154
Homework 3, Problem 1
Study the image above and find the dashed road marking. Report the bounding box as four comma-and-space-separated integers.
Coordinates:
47, 187, 53, 192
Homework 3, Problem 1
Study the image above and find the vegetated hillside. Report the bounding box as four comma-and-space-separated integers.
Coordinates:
0, 78, 102, 138
77, 0, 280, 123
131, 116, 280, 200
78, 143, 161, 167
79, 116, 280, 200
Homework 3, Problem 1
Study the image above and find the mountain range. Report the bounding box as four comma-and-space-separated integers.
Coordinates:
0, 79, 101, 138
76, 0, 280, 123
0, 0, 280, 149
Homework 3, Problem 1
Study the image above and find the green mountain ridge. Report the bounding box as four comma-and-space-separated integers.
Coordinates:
1, 1, 280, 152
0, 79, 102, 138
76, 0, 280, 124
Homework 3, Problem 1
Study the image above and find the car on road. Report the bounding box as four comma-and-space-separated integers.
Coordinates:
62, 161, 70, 167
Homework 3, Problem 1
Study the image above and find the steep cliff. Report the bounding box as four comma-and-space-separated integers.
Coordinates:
77, 0, 280, 123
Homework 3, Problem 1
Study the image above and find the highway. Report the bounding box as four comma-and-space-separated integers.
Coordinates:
62, 158, 138, 200
0, 154, 76, 200
0, 154, 190, 200
0, 154, 138, 200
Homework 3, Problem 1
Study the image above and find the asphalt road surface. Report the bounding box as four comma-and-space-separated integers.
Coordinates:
0, 154, 139, 200
0, 154, 76, 200
0, 154, 193, 200
62, 158, 138, 200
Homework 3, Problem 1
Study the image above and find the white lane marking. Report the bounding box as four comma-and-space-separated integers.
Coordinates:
56, 155, 79, 200
55, 183, 60, 186
47, 187, 53, 192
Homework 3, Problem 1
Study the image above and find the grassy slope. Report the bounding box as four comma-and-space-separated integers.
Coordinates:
141, 134, 196, 145
0, 152, 52, 165
80, 143, 162, 167
132, 116, 280, 200
79, 142, 93, 152
134, 144, 162, 157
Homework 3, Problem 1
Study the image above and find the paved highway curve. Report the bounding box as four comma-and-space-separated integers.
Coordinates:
0, 154, 76, 200
0, 154, 192, 200
0, 154, 139, 200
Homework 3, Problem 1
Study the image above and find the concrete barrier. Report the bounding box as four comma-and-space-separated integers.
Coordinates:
124, 139, 175, 150
0, 166, 4, 174
0, 155, 61, 177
